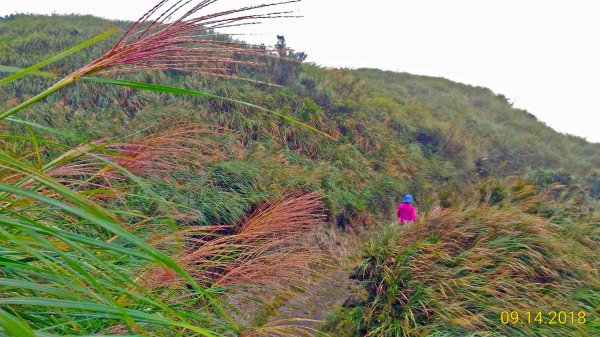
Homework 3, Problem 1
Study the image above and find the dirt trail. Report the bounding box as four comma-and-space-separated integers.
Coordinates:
267, 267, 360, 330
264, 228, 372, 331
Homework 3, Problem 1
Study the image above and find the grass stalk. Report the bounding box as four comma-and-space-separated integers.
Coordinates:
0, 77, 75, 120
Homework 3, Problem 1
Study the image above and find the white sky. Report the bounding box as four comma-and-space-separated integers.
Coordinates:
2, 0, 599, 142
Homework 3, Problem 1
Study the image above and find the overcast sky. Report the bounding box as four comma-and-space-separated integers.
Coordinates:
2, 0, 599, 142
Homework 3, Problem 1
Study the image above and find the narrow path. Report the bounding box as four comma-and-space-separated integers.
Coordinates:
267, 267, 360, 330
263, 227, 373, 332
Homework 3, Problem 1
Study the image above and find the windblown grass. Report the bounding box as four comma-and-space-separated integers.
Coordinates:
141, 190, 328, 306
0, 0, 332, 139
2, 2, 599, 336
0, 122, 330, 336
328, 182, 599, 337
0, 1, 336, 336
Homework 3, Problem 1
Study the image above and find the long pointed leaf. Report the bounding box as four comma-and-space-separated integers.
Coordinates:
0, 153, 235, 329
0, 308, 36, 337
0, 298, 219, 337
80, 77, 336, 140
0, 65, 56, 79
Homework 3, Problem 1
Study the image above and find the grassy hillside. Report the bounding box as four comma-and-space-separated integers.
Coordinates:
354, 69, 600, 175
323, 180, 599, 336
2, 14, 599, 225
0, 11, 598, 337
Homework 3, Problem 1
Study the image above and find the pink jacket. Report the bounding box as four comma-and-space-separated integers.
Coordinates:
397, 203, 417, 224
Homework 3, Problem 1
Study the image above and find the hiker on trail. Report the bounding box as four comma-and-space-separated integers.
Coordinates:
397, 194, 417, 225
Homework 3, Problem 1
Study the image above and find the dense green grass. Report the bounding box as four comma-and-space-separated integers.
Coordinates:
0, 8, 331, 336
1, 12, 599, 337
2, 16, 599, 214
322, 181, 599, 336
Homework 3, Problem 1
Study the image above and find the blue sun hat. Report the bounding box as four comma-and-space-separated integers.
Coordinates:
402, 194, 414, 203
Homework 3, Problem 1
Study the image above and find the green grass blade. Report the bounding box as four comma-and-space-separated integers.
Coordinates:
0, 29, 116, 86
0, 308, 36, 337
0, 152, 237, 330
24, 125, 43, 170
80, 77, 337, 140
0, 279, 81, 300
0, 135, 68, 149
0, 77, 75, 120
5, 117, 151, 156
0, 215, 148, 260
0, 65, 56, 79
0, 299, 219, 337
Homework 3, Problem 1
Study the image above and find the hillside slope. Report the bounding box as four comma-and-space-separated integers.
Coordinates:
2, 14, 598, 226
0, 14, 599, 337
354, 68, 600, 175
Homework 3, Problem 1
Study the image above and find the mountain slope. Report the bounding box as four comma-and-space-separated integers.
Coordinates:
2, 15, 599, 226
0, 14, 599, 337
354, 68, 600, 175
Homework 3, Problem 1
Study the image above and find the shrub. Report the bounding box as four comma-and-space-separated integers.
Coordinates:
584, 169, 600, 198
526, 169, 573, 190
414, 126, 443, 158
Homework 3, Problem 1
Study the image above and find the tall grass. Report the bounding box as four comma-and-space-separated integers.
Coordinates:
0, 130, 229, 336
345, 182, 599, 337
2, 4, 599, 336
0, 1, 332, 336
0, 0, 333, 140
0, 121, 329, 337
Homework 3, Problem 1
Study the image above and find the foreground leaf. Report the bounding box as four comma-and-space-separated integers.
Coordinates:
0, 308, 36, 337
0, 65, 55, 79
80, 77, 336, 140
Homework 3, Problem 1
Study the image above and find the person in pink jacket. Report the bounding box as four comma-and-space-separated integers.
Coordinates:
397, 194, 417, 224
